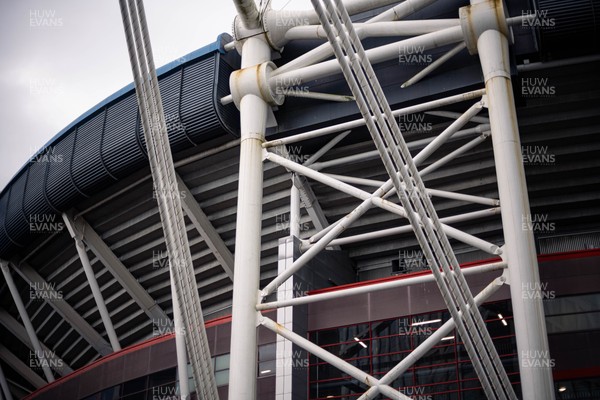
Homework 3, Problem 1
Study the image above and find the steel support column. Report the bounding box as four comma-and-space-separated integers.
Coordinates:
460, 1, 555, 397
170, 278, 189, 400
11, 260, 112, 356
62, 212, 169, 324
477, 23, 555, 400
64, 213, 121, 351
0, 310, 72, 377
228, 36, 271, 400
0, 262, 54, 383
75, 238, 121, 351
0, 344, 45, 389
0, 363, 13, 400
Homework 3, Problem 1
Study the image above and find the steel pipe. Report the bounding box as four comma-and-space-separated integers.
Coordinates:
74, 238, 121, 351
268, 150, 498, 254
413, 100, 484, 166
0, 363, 12, 400
476, 26, 555, 399
419, 131, 491, 177
290, 180, 301, 238
285, 19, 459, 41
171, 278, 189, 400
358, 275, 507, 399
303, 130, 351, 167
402, 42, 467, 88
260, 315, 412, 399
275, 0, 436, 75
257, 261, 506, 310
0, 262, 54, 383
262, 89, 486, 147
228, 36, 272, 400
315, 208, 501, 248
232, 0, 260, 30
310, 125, 487, 170
271, 25, 464, 89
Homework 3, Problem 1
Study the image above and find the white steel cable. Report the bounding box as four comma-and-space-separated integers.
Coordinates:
118, 1, 218, 398
310, 0, 516, 398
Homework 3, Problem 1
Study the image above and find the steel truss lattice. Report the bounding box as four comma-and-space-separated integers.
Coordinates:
228, 0, 555, 399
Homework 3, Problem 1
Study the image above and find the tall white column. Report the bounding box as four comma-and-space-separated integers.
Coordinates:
227, 36, 271, 400
476, 25, 555, 400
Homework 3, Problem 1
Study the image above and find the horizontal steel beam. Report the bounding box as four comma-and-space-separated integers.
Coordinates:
257, 261, 506, 310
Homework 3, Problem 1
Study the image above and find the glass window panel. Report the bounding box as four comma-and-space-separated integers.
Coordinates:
479, 301, 513, 321
123, 376, 147, 395
215, 369, 229, 387
148, 368, 176, 388
121, 393, 145, 400
415, 344, 456, 367
372, 352, 409, 374
215, 353, 230, 371
312, 323, 370, 346
372, 336, 411, 355
544, 293, 600, 316
100, 386, 120, 400
371, 318, 398, 337
458, 362, 478, 384
391, 374, 414, 391
148, 384, 177, 400
258, 343, 276, 362
310, 378, 364, 398
402, 382, 459, 396
258, 360, 276, 377
322, 341, 369, 359
411, 311, 449, 327
486, 317, 515, 338
461, 387, 486, 399
493, 336, 517, 357
185, 363, 196, 393
414, 364, 456, 386
546, 311, 600, 334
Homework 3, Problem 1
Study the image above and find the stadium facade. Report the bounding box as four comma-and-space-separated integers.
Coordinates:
0, 0, 599, 399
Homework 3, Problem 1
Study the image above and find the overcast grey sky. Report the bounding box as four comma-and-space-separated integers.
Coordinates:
0, 0, 312, 191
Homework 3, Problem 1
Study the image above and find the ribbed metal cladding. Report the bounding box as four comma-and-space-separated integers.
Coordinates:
180, 56, 224, 141
0, 48, 234, 260
46, 131, 84, 207
102, 93, 146, 179
72, 110, 117, 195
538, 231, 600, 254
157, 69, 192, 149
22, 159, 54, 226
0, 194, 13, 253
536, 0, 600, 58
4, 170, 29, 243
2, 186, 25, 248
215, 56, 240, 136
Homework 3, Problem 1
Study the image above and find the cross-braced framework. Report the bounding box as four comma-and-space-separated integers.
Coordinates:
227, 0, 555, 399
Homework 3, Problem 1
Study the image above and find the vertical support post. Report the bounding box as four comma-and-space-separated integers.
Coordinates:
275, 237, 309, 400
0, 262, 54, 383
170, 278, 190, 400
290, 177, 301, 238
228, 36, 271, 400
0, 362, 13, 400
73, 238, 121, 352
476, 27, 555, 400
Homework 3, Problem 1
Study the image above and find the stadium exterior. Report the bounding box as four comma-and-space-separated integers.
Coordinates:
0, 0, 599, 399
